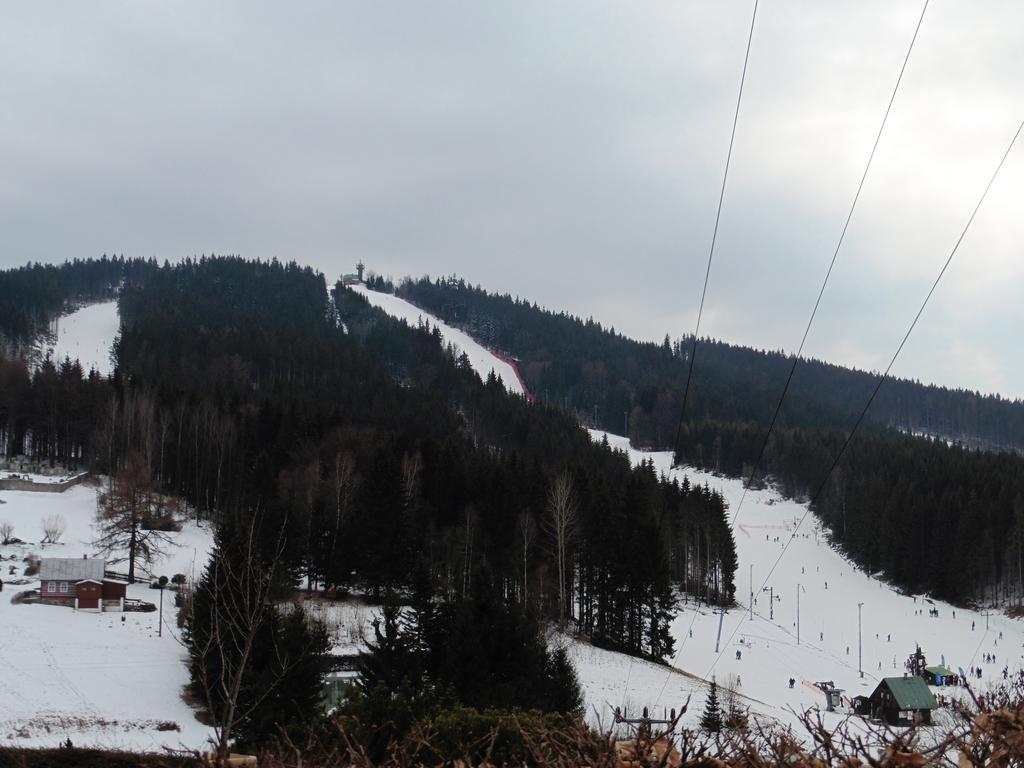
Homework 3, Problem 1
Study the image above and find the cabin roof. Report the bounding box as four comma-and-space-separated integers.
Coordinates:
877, 677, 938, 710
38, 558, 105, 583
925, 665, 955, 677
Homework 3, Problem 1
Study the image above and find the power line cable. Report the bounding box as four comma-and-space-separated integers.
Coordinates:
657, 1, 929, 705
671, 0, 759, 466
703, 115, 1024, 681
729, 0, 930, 527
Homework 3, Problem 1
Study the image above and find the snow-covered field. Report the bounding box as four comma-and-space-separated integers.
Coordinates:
42, 301, 120, 377
0, 483, 215, 750
579, 430, 1020, 734
350, 285, 524, 397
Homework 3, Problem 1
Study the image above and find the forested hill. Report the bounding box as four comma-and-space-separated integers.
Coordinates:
396, 275, 1024, 605
398, 276, 1024, 454
1, 257, 738, 670
0, 256, 152, 355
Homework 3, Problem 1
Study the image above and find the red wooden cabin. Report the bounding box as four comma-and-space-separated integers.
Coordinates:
38, 557, 128, 612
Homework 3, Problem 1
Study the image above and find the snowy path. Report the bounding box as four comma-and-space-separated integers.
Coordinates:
349, 285, 525, 397
43, 301, 120, 377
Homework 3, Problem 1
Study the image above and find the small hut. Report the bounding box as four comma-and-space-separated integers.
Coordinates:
923, 665, 958, 686
814, 681, 845, 712
867, 677, 938, 726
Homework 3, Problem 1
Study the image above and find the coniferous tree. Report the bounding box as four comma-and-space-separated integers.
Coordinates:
700, 680, 723, 733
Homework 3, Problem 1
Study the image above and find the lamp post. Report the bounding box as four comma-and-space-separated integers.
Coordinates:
858, 602, 864, 679
157, 575, 168, 637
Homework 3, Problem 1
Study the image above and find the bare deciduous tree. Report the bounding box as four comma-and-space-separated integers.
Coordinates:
41, 514, 66, 544
401, 450, 422, 509
329, 451, 355, 582
518, 510, 536, 604
0, 521, 14, 545
461, 505, 478, 598
191, 515, 304, 760
544, 472, 577, 630
94, 451, 182, 583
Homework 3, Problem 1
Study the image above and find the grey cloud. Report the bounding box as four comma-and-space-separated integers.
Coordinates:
1, 1, 1022, 397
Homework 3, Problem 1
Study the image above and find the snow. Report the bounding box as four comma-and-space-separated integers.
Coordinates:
557, 634, 714, 733
43, 301, 120, 377
0, 471, 88, 486
349, 285, 524, 396
299, 596, 381, 657
579, 430, 1021, 734
0, 482, 215, 750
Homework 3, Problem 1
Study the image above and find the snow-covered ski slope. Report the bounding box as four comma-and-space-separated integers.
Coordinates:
0, 484, 214, 749
349, 285, 524, 397
42, 300, 120, 377
346, 284, 1019, 731
586, 430, 1021, 731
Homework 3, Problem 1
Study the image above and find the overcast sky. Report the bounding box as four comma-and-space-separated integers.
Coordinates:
2, 2, 1022, 397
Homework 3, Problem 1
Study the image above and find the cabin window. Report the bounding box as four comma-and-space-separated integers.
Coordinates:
47, 581, 56, 593
60, 582, 68, 592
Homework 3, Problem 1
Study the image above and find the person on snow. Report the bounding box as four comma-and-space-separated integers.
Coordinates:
788, 678, 795, 689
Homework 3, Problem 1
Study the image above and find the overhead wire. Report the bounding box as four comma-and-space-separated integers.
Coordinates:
703, 114, 1024, 681
728, 0, 931, 527
671, 0, 760, 467
652, 2, 760, 696
659, 0, 930, 704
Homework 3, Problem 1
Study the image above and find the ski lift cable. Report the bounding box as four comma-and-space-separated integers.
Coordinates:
728, 0, 930, 528
662, 2, 930, 696
703, 115, 1024, 681
641, 0, 760, 709
670, 0, 760, 466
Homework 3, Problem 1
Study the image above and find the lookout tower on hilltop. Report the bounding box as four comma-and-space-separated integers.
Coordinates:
356, 261, 365, 282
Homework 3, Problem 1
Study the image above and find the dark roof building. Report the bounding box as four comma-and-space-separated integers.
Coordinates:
867, 676, 938, 726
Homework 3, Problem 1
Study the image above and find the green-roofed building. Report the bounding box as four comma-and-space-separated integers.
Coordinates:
868, 676, 938, 726
923, 665, 958, 686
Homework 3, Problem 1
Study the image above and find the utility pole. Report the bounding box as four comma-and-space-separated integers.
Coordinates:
749, 564, 754, 621
858, 602, 864, 679
797, 583, 801, 645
